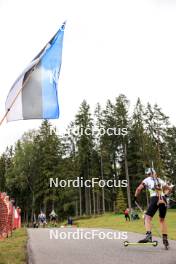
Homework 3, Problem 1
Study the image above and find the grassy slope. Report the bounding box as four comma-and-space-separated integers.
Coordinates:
74, 209, 176, 240
0, 228, 27, 264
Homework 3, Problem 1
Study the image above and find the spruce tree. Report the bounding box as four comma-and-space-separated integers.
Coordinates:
116, 188, 127, 214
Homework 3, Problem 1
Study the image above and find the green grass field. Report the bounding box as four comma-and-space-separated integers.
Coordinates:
74, 209, 176, 240
0, 228, 27, 264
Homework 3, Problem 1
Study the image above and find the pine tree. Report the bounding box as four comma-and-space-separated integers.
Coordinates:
144, 103, 169, 176
116, 188, 127, 214
0, 154, 6, 191
75, 100, 94, 215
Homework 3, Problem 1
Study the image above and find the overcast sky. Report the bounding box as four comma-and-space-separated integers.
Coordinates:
0, 0, 176, 153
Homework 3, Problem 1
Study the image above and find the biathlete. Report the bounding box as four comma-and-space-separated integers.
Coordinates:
134, 168, 173, 248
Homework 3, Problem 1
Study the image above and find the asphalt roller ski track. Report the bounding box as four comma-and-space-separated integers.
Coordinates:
27, 228, 176, 264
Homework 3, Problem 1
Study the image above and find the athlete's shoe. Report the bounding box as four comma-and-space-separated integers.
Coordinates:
138, 232, 152, 243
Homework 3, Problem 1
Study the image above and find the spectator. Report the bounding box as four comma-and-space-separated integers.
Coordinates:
49, 210, 57, 226
131, 209, 140, 221
67, 216, 73, 225
124, 208, 130, 221
38, 211, 47, 227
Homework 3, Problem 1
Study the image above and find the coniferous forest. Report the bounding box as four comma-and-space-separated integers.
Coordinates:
0, 94, 176, 222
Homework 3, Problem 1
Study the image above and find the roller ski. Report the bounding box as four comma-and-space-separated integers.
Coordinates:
124, 240, 158, 247
124, 232, 158, 247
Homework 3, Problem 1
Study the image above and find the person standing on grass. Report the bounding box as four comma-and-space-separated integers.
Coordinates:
124, 208, 130, 221
67, 216, 73, 225
134, 168, 173, 247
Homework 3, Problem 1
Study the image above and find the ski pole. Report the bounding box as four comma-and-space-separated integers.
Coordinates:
135, 201, 144, 213
169, 198, 176, 203
135, 201, 146, 218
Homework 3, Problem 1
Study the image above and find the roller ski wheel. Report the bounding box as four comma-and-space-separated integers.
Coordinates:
124, 241, 129, 247
152, 240, 158, 247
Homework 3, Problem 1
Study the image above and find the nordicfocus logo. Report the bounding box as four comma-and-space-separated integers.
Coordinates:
69, 126, 128, 137
50, 178, 128, 188
49, 229, 128, 240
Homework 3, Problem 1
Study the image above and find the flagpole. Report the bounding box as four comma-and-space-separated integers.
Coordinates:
0, 110, 10, 126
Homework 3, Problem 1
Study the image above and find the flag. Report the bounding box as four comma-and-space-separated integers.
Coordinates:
5, 22, 66, 121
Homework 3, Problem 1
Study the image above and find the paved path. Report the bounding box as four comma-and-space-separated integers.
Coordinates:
27, 228, 176, 264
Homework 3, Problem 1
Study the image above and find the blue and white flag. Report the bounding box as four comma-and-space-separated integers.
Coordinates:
5, 22, 66, 121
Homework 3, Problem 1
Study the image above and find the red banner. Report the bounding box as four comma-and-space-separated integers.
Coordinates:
0, 193, 21, 239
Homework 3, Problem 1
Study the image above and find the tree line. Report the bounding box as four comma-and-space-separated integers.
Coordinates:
0, 94, 176, 222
